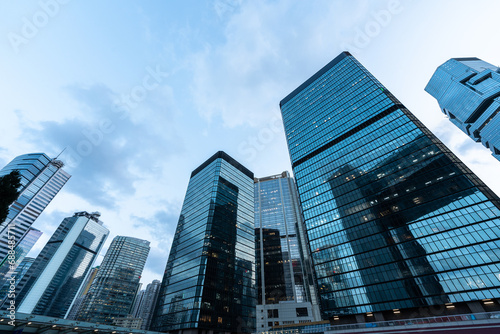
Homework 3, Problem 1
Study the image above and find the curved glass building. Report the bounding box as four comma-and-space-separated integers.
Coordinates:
426, 57, 500, 162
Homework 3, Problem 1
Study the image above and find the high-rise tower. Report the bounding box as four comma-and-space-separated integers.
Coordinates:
75, 236, 150, 325
0, 153, 70, 275
425, 57, 500, 162
136, 279, 161, 330
14, 211, 108, 318
0, 227, 41, 305
280, 52, 500, 321
65, 266, 99, 320
151, 151, 256, 334
254, 172, 320, 331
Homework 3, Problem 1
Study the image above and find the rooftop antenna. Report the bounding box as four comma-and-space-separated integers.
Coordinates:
55, 147, 67, 159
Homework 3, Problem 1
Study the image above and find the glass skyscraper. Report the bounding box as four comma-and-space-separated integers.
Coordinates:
0, 256, 35, 306
151, 151, 256, 334
66, 266, 99, 320
425, 57, 500, 162
0, 227, 41, 305
76, 236, 150, 325
254, 172, 320, 331
136, 279, 161, 330
14, 211, 109, 318
0, 153, 70, 275
280, 52, 500, 320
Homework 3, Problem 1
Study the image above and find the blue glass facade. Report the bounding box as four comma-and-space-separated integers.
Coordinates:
0, 227, 41, 304
255, 172, 321, 331
0, 153, 70, 272
14, 211, 109, 318
152, 151, 256, 334
136, 279, 161, 330
280, 52, 500, 318
76, 236, 150, 324
0, 256, 35, 305
425, 57, 500, 161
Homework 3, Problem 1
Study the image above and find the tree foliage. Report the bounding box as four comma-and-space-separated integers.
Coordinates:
0, 170, 21, 224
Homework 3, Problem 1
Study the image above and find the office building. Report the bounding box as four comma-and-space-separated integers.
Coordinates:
131, 285, 145, 318
0, 256, 35, 305
65, 266, 99, 320
151, 151, 256, 334
0, 153, 70, 275
14, 211, 109, 318
255, 172, 320, 331
113, 317, 143, 329
76, 236, 150, 325
279, 52, 500, 321
425, 57, 500, 161
136, 279, 161, 330
0, 227, 41, 280
0, 227, 41, 304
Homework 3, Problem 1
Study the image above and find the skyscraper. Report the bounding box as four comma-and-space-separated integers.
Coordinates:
425, 57, 500, 162
0, 256, 35, 306
0, 227, 41, 305
0, 153, 70, 274
0, 227, 41, 280
280, 52, 500, 321
130, 284, 145, 318
76, 236, 150, 325
14, 211, 109, 318
151, 151, 256, 334
136, 279, 161, 330
254, 172, 320, 331
66, 266, 99, 320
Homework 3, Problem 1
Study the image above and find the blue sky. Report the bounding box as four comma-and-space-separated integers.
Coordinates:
1, 0, 499, 285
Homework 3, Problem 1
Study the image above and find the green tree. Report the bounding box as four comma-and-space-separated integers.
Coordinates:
0, 170, 21, 224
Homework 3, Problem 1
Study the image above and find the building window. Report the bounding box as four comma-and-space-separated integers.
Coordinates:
268, 322, 273, 327
296, 307, 308, 317
268, 309, 279, 318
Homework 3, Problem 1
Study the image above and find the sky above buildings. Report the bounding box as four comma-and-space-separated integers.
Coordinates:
1, 0, 499, 285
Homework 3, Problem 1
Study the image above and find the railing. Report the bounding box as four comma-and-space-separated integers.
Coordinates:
266, 311, 500, 334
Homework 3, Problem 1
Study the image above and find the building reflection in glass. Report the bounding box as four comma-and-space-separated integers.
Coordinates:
11, 212, 108, 318
151, 151, 256, 334
280, 52, 500, 318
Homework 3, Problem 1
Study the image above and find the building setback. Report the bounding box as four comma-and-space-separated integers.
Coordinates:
151, 151, 256, 334
254, 172, 321, 331
279, 52, 500, 321
76, 236, 150, 325
426, 57, 500, 162
14, 211, 109, 318
0, 153, 70, 277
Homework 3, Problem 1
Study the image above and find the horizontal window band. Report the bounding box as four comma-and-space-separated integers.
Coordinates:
292, 104, 404, 168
